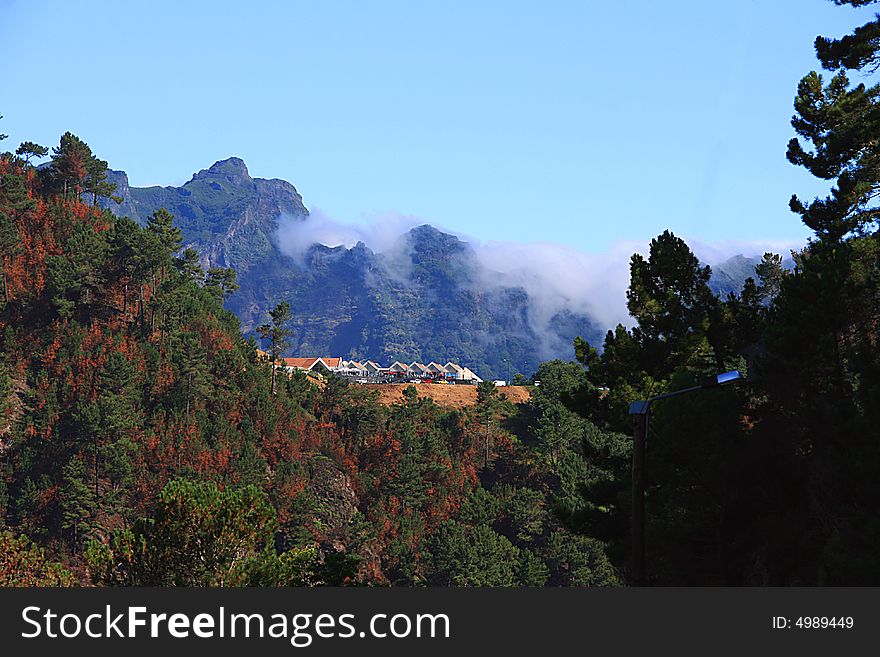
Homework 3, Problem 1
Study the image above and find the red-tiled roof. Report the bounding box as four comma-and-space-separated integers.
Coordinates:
281, 357, 344, 370
283, 357, 319, 369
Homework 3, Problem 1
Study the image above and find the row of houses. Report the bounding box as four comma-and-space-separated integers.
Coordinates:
260, 353, 483, 383
350, 360, 484, 383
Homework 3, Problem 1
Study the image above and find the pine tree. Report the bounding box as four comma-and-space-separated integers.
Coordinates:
788, 0, 880, 240
204, 267, 238, 303
544, 530, 620, 586
754, 252, 786, 302
174, 247, 203, 281
258, 301, 293, 394
107, 216, 151, 316
45, 221, 108, 320
15, 142, 48, 167
534, 400, 583, 471
626, 230, 717, 375
86, 479, 277, 586
145, 208, 182, 267
49, 132, 94, 198
84, 155, 119, 206
174, 330, 210, 420
60, 454, 96, 548
427, 521, 522, 586
144, 208, 183, 328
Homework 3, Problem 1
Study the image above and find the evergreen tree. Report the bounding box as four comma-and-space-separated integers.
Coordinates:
788, 0, 880, 240
626, 230, 717, 375
204, 267, 239, 303
754, 252, 787, 302
175, 247, 203, 282
146, 208, 182, 264
258, 301, 293, 394
534, 400, 583, 471
48, 132, 94, 198
15, 142, 48, 167
84, 155, 118, 205
544, 530, 620, 586
174, 330, 211, 420
474, 381, 513, 468
45, 221, 108, 320
60, 454, 96, 548
427, 520, 522, 586
107, 216, 153, 316
0, 362, 13, 436
86, 479, 277, 586
518, 548, 550, 586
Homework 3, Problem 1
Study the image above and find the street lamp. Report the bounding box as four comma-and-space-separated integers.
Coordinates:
627, 370, 742, 586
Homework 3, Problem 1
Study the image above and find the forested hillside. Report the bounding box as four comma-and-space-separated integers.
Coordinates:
0, 136, 623, 585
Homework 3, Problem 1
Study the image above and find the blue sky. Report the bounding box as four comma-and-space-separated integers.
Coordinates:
1, 0, 876, 253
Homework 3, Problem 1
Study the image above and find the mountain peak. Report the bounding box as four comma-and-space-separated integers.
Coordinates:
406, 224, 468, 257
191, 157, 251, 185
408, 224, 445, 238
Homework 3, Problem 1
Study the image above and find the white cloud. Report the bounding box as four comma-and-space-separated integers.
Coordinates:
275, 208, 421, 263
275, 210, 805, 333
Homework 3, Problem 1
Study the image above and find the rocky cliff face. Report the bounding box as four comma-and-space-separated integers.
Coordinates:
107, 156, 307, 268
106, 158, 310, 332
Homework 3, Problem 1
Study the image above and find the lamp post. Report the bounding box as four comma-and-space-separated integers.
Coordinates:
627, 370, 742, 586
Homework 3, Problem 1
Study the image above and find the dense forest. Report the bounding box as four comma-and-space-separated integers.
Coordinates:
2, 0, 880, 586
0, 133, 625, 586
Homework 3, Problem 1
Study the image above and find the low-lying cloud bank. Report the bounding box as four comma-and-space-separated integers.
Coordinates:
468, 236, 801, 334
685, 237, 803, 267
276, 210, 804, 333
276, 209, 422, 262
